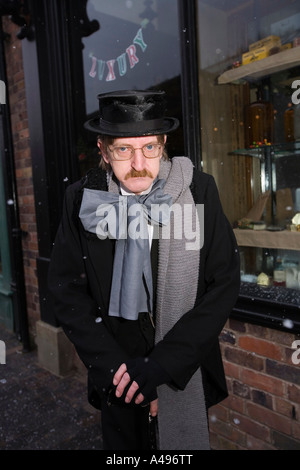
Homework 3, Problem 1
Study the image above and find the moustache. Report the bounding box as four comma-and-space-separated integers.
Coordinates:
124, 169, 154, 180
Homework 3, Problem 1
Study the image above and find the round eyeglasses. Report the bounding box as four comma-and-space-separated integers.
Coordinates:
108, 143, 163, 161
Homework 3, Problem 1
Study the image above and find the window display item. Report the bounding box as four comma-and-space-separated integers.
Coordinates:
284, 105, 295, 142
273, 258, 286, 286
244, 89, 274, 147
257, 272, 270, 286
242, 46, 272, 65
242, 35, 281, 65
294, 104, 300, 141
249, 35, 281, 51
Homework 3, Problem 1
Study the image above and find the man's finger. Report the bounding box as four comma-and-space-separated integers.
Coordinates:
113, 363, 127, 386
134, 392, 145, 405
124, 381, 140, 403
115, 371, 131, 396
150, 399, 158, 417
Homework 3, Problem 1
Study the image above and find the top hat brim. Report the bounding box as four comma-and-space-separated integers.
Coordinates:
84, 116, 179, 136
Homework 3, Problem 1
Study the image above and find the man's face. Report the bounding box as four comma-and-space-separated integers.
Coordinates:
99, 135, 165, 194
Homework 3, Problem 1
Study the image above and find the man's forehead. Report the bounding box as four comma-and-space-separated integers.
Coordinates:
113, 135, 160, 146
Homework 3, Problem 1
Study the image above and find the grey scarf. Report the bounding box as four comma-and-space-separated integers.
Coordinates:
109, 157, 210, 450
155, 157, 210, 450
79, 178, 172, 320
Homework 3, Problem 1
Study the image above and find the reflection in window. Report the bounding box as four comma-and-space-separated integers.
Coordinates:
197, 0, 300, 301
83, 0, 181, 113
73, 0, 184, 175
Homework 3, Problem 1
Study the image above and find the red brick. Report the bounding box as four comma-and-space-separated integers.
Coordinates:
230, 412, 271, 442
28, 241, 39, 251
19, 128, 30, 139
274, 397, 297, 419
210, 432, 243, 450
223, 359, 240, 379
247, 323, 269, 339
22, 195, 35, 206
232, 379, 250, 399
268, 328, 296, 346
251, 389, 273, 409
209, 416, 247, 448
220, 329, 236, 344
272, 430, 300, 449
266, 359, 300, 386
228, 318, 246, 333
246, 402, 291, 435
247, 434, 276, 450
241, 369, 285, 396
222, 393, 244, 414
225, 344, 264, 370
239, 336, 284, 361
208, 403, 229, 423
288, 384, 300, 403
292, 421, 300, 440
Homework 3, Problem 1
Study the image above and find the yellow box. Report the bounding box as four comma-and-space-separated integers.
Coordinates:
242, 46, 270, 65
249, 35, 281, 51
279, 43, 292, 51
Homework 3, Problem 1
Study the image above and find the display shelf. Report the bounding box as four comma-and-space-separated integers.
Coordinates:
230, 142, 300, 220
239, 281, 300, 308
230, 141, 300, 159
218, 46, 300, 84
234, 228, 300, 250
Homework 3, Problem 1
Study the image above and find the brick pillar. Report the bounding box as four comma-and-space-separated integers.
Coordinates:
2, 17, 40, 333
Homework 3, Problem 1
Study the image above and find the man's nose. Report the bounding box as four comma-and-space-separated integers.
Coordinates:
131, 148, 146, 170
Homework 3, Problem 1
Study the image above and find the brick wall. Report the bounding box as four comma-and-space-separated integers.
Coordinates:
2, 18, 40, 333
209, 318, 300, 450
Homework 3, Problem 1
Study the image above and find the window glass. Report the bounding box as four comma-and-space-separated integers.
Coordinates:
197, 0, 300, 304
71, 0, 184, 175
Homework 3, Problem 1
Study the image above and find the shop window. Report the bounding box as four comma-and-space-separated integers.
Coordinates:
196, 0, 300, 330
68, 0, 184, 175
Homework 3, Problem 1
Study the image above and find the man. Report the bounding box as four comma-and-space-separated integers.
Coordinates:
48, 90, 240, 450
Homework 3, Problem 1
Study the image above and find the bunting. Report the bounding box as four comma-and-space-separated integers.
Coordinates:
88, 24, 148, 82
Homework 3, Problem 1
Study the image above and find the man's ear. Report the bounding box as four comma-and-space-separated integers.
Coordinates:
97, 140, 109, 164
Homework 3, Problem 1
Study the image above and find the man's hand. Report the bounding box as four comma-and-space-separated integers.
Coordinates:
113, 357, 170, 413
113, 362, 140, 403
113, 363, 158, 416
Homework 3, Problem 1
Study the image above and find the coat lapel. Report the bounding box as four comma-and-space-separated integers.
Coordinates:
78, 168, 114, 315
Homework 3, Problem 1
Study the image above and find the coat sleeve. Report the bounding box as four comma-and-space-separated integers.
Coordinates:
48, 183, 129, 395
149, 172, 240, 390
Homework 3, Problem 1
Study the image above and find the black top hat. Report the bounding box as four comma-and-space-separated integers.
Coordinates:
84, 90, 179, 136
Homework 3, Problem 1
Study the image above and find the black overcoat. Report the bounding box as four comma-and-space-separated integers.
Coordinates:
48, 165, 240, 409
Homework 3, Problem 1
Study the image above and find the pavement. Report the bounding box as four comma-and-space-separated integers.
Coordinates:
0, 325, 103, 450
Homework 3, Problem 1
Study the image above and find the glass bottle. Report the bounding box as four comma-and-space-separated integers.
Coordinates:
244, 86, 274, 148
284, 103, 294, 142
294, 103, 300, 141
273, 257, 286, 287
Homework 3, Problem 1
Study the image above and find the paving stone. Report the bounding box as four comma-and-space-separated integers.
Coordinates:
0, 327, 102, 450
